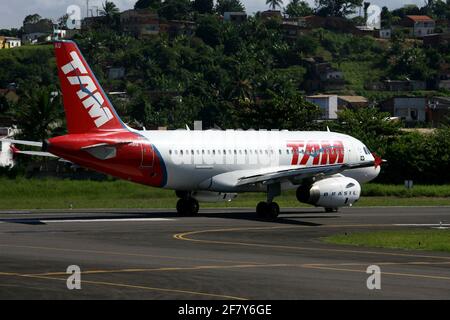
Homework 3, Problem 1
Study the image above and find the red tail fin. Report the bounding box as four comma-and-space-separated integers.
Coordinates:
54, 40, 125, 134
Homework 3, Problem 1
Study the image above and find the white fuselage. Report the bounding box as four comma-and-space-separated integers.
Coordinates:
137, 129, 380, 192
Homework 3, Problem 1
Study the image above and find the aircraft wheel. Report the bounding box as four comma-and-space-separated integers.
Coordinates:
176, 199, 187, 215
177, 198, 200, 216
188, 198, 200, 215
267, 202, 280, 220
256, 201, 268, 218
325, 207, 339, 213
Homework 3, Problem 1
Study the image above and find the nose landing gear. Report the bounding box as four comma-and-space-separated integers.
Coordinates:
176, 198, 200, 215
175, 191, 200, 216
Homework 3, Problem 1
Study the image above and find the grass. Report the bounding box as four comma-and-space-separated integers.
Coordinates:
338, 61, 384, 92
324, 230, 450, 253
0, 178, 450, 210
362, 184, 450, 197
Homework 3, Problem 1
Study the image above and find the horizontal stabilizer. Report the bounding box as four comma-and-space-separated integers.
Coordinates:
15, 151, 58, 158
1, 139, 43, 147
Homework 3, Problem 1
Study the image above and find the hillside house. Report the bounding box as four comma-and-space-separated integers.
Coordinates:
379, 97, 427, 124
120, 9, 160, 37
306, 95, 338, 120
0, 36, 21, 49
224, 12, 247, 24
398, 15, 435, 38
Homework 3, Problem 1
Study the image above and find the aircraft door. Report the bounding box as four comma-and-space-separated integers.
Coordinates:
141, 143, 155, 167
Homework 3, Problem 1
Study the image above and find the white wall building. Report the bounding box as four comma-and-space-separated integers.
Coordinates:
400, 15, 435, 38
22, 32, 52, 44
379, 29, 391, 39
393, 97, 427, 122
306, 95, 338, 120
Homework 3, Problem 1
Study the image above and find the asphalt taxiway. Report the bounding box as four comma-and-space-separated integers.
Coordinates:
0, 207, 449, 299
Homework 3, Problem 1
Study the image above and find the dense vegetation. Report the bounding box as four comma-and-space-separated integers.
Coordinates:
3, 1, 450, 184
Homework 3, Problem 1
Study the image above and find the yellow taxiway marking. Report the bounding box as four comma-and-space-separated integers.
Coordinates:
25, 263, 292, 277
0, 243, 265, 266
173, 225, 450, 283
0, 272, 247, 300
174, 225, 450, 261
302, 265, 450, 281
303, 261, 450, 267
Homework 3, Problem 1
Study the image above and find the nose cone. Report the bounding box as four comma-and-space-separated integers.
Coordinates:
367, 165, 381, 182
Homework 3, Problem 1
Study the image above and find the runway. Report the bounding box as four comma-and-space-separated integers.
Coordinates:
0, 207, 449, 299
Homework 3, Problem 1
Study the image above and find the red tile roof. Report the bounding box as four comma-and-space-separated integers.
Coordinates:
406, 15, 434, 22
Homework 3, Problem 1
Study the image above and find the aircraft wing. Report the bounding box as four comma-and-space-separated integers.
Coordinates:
235, 161, 376, 186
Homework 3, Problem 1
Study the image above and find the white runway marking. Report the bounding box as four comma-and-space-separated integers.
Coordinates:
0, 218, 175, 224
394, 224, 450, 227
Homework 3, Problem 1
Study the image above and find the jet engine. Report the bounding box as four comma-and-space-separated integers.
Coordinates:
296, 176, 361, 208
191, 191, 238, 203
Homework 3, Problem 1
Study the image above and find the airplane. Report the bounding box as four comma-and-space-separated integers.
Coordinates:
3, 40, 382, 219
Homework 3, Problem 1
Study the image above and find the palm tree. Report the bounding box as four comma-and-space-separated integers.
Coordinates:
100, 1, 120, 28
9, 87, 64, 140
266, 0, 283, 10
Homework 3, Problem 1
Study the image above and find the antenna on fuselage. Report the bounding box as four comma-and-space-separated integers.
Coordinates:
185, 124, 191, 131
326, 126, 331, 132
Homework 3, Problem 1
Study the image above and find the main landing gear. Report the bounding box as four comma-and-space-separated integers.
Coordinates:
175, 191, 199, 215
176, 197, 199, 215
256, 201, 280, 220
256, 183, 281, 220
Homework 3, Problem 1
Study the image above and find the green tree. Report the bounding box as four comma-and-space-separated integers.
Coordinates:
9, 87, 64, 141
266, 0, 283, 10
129, 93, 157, 128
284, 0, 313, 17
195, 15, 222, 46
315, 0, 364, 17
389, 46, 431, 80
100, 1, 120, 28
134, 0, 161, 10
193, 0, 214, 14
215, 0, 245, 15
158, 0, 192, 20
331, 108, 401, 156
23, 14, 41, 25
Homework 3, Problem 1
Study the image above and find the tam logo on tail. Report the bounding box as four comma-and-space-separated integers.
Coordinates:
61, 51, 113, 128
55, 41, 125, 133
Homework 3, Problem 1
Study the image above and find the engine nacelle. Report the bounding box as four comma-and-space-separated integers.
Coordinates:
296, 177, 361, 208
191, 191, 238, 203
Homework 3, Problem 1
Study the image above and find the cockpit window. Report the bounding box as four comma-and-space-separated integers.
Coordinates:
363, 146, 371, 155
